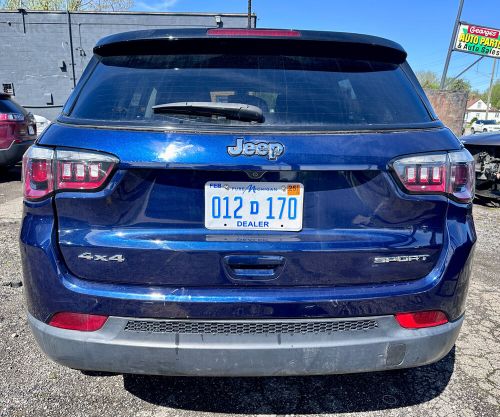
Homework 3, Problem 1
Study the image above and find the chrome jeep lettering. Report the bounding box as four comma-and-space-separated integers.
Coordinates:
227, 138, 284, 160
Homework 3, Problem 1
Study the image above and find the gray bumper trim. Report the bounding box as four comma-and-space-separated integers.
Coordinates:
0, 140, 33, 166
28, 314, 463, 376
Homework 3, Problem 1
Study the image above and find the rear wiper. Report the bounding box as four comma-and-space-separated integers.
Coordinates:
152, 102, 264, 123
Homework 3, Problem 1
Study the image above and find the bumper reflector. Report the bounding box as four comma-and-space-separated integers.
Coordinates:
48, 312, 108, 332
395, 311, 448, 329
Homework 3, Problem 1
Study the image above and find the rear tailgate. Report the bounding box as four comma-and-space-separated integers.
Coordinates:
44, 125, 459, 287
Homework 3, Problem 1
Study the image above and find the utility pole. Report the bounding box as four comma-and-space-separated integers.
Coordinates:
66, 9, 76, 88
485, 59, 497, 121
247, 0, 252, 29
440, 0, 465, 89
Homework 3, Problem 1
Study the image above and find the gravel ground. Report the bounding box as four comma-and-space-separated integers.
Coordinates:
0, 165, 499, 417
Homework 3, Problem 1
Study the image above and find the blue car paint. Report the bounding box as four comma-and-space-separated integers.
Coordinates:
42, 123, 458, 169
20, 197, 474, 324
21, 122, 475, 323
38, 126, 455, 287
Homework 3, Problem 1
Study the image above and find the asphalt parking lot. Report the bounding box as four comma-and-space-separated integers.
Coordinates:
0, 165, 499, 417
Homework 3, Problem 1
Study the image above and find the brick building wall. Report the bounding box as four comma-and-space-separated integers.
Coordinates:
424, 89, 468, 137
0, 10, 253, 120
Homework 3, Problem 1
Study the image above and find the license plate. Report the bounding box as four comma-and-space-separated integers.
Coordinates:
28, 125, 35, 135
205, 181, 304, 231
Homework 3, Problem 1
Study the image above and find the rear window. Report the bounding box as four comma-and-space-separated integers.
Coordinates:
0, 97, 27, 115
68, 54, 433, 130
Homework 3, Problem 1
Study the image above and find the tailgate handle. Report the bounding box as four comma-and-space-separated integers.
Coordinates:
223, 255, 286, 281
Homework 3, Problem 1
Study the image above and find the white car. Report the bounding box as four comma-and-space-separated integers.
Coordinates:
33, 114, 51, 135
470, 120, 500, 134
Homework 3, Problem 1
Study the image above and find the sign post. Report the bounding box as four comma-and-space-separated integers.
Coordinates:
439, 0, 465, 90
485, 59, 497, 120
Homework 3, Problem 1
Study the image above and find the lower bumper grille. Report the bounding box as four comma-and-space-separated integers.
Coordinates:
124, 319, 378, 335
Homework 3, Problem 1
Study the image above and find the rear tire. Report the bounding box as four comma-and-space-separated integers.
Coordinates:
483, 128, 487, 132
471, 128, 475, 134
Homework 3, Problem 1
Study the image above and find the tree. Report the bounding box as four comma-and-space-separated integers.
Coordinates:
446, 77, 472, 93
416, 70, 472, 93
0, 0, 133, 11
481, 81, 500, 110
66, 0, 133, 11
416, 71, 440, 90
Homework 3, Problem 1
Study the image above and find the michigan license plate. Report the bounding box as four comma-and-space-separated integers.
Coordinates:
205, 181, 304, 231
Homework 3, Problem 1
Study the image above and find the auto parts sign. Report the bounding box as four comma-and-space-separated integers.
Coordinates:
455, 23, 500, 58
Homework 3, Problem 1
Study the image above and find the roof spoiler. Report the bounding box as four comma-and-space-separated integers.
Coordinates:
93, 28, 407, 64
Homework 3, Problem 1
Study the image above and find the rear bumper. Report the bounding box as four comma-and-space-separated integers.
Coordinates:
28, 313, 463, 376
0, 140, 33, 166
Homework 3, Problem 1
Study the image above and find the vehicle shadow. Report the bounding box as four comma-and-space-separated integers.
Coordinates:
0, 164, 22, 184
474, 198, 500, 208
122, 348, 455, 414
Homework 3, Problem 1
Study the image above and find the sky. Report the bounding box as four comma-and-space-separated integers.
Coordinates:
132, 0, 499, 93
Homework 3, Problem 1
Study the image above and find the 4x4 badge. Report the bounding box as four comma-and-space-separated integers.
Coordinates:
227, 138, 284, 161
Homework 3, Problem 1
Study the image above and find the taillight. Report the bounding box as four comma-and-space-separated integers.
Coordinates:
55, 149, 116, 191
22, 147, 54, 200
448, 151, 475, 202
392, 149, 475, 203
0, 113, 24, 121
49, 312, 108, 331
395, 311, 448, 329
22, 146, 118, 201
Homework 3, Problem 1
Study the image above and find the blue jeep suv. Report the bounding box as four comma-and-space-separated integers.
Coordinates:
21, 28, 476, 376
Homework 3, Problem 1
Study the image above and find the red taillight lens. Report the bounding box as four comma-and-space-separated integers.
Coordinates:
55, 150, 116, 190
31, 160, 49, 182
49, 312, 108, 331
392, 150, 475, 202
393, 153, 447, 193
22, 146, 118, 201
23, 147, 54, 201
395, 311, 448, 329
207, 28, 301, 37
448, 151, 475, 202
